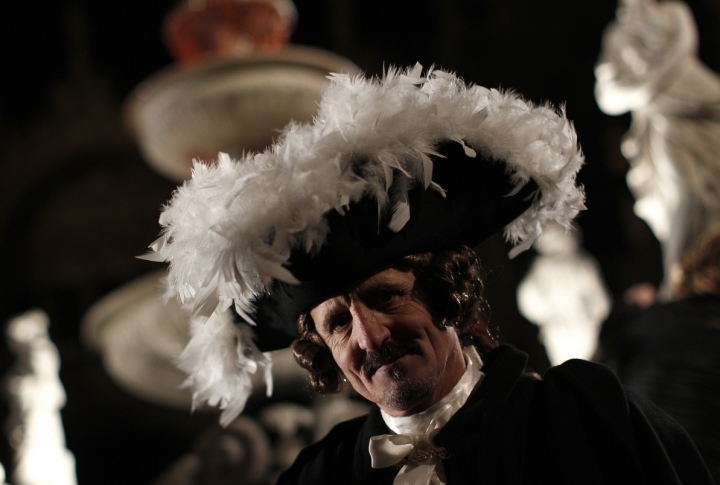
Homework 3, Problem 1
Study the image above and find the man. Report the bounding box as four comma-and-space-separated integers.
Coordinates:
282, 245, 713, 484
145, 65, 713, 484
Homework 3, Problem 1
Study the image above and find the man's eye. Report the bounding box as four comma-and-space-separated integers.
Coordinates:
376, 291, 395, 302
329, 314, 352, 332
371, 288, 402, 306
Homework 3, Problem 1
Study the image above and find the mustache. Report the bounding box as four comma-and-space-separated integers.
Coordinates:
361, 339, 421, 378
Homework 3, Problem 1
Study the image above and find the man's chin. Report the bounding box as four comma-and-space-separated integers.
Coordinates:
372, 365, 438, 413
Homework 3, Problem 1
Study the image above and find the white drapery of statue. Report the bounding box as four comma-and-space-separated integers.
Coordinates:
5, 310, 77, 485
517, 223, 612, 365
595, 0, 720, 296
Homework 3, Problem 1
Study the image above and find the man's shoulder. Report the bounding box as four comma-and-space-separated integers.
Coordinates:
536, 357, 715, 484
276, 413, 369, 484
320, 412, 369, 442
544, 357, 623, 395
541, 358, 631, 426
478, 346, 630, 419
300, 412, 369, 458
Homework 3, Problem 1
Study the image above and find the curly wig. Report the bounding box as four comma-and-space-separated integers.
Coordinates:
291, 245, 497, 394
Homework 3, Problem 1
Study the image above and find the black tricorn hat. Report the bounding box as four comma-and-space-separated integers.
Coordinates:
144, 65, 585, 422
252, 141, 538, 352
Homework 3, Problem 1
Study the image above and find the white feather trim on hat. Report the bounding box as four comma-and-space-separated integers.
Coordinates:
176, 309, 272, 427
143, 63, 585, 423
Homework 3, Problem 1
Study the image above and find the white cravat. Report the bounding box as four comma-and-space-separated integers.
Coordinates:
369, 346, 484, 485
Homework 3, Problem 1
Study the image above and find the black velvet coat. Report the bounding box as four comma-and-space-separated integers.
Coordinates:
277, 345, 715, 485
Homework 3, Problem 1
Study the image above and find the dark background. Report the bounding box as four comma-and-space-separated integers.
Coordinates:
2, 0, 720, 483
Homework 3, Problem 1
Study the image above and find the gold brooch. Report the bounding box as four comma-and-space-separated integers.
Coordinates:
394, 446, 453, 468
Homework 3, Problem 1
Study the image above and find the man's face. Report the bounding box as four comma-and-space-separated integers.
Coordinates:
309, 267, 466, 416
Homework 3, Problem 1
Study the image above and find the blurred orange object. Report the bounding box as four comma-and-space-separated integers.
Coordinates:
164, 0, 296, 64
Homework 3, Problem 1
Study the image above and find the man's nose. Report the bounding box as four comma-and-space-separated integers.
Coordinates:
351, 304, 390, 351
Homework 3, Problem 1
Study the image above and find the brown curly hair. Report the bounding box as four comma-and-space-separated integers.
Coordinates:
673, 225, 720, 299
290, 245, 498, 394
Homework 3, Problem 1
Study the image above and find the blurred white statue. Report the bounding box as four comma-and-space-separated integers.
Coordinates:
595, 0, 720, 295
5, 310, 77, 485
517, 223, 612, 365
0, 464, 9, 485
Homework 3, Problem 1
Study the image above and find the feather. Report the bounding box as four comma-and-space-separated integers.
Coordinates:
420, 152, 433, 189
430, 181, 447, 197
136, 251, 167, 262
176, 311, 272, 426
382, 161, 394, 191
388, 201, 411, 232
255, 257, 301, 285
